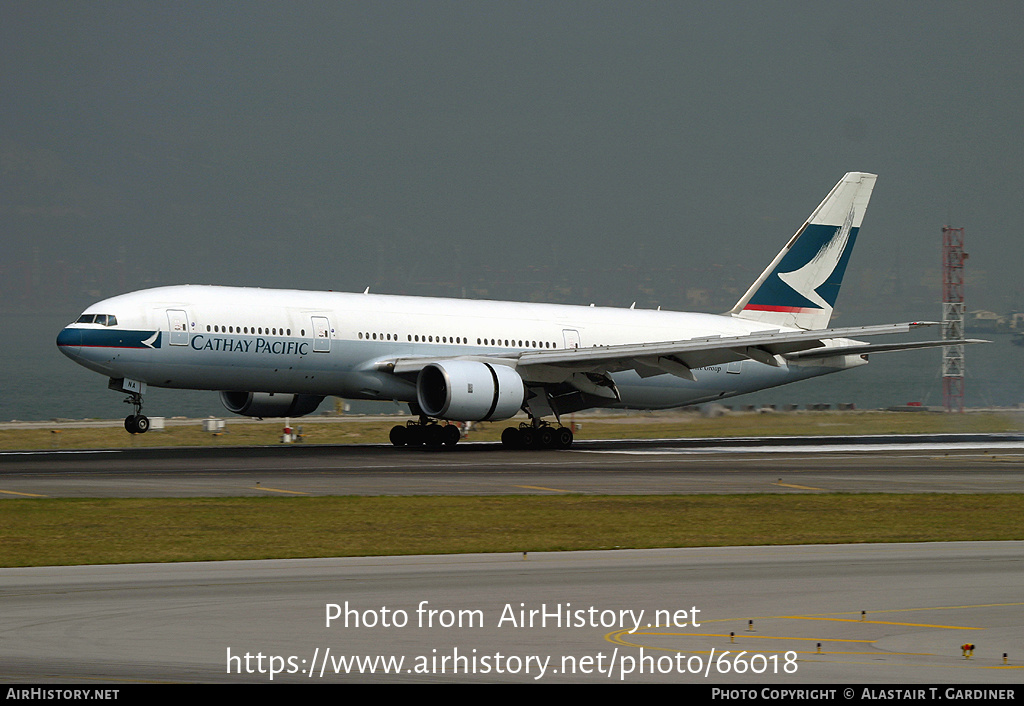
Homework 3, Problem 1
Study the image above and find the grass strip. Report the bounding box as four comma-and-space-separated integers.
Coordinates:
2, 494, 1021, 567
5, 410, 1024, 451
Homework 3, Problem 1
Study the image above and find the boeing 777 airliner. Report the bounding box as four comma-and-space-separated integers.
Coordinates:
56, 173, 968, 448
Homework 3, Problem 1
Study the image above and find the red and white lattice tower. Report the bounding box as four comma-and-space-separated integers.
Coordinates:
941, 227, 966, 413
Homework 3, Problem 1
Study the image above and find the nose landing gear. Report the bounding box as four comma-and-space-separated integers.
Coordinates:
123, 392, 150, 434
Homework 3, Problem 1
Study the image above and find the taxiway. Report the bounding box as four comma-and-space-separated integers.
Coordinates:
2, 542, 1021, 683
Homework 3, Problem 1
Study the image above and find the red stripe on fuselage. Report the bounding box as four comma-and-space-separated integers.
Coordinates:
742, 304, 817, 313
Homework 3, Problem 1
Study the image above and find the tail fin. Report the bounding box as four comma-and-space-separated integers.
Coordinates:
729, 172, 877, 330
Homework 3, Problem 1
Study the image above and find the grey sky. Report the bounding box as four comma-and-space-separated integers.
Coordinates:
3, 1, 1022, 320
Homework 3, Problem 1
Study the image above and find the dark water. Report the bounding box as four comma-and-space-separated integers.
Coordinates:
5, 313, 1022, 422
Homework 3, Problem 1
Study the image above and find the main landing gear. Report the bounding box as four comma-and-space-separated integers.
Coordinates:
500, 421, 573, 450
123, 392, 150, 434
389, 417, 461, 447
389, 416, 574, 449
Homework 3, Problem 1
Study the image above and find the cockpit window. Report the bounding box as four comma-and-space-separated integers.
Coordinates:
76, 314, 117, 326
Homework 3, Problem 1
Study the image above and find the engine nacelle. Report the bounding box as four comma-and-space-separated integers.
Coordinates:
219, 391, 325, 418
416, 361, 524, 421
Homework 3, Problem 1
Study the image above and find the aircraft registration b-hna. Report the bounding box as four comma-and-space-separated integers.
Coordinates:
57, 172, 974, 448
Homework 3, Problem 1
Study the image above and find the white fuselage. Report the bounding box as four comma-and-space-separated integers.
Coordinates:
57, 285, 862, 415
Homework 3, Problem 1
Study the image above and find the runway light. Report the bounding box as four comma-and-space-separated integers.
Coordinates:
861, 610, 866, 621
730, 631, 735, 643
817, 643, 822, 654
961, 643, 975, 659
747, 620, 754, 632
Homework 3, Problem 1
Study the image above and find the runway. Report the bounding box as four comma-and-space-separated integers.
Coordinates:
2, 542, 1022, 683
2, 435, 1023, 497
3, 435, 1022, 685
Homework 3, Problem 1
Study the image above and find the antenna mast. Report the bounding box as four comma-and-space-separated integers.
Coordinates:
941, 226, 966, 413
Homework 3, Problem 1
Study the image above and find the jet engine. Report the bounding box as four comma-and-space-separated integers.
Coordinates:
219, 391, 325, 418
416, 361, 524, 421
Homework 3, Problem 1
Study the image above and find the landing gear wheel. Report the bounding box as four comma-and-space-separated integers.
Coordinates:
501, 427, 522, 448
555, 426, 574, 449
124, 414, 149, 434
405, 425, 425, 446
443, 424, 461, 446
425, 424, 446, 447
519, 427, 537, 448
538, 426, 556, 449
389, 425, 409, 446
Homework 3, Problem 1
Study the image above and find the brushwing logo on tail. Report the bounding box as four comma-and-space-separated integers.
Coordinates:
776, 206, 855, 311
745, 205, 859, 314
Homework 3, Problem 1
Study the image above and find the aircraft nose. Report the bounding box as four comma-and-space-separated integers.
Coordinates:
56, 327, 82, 358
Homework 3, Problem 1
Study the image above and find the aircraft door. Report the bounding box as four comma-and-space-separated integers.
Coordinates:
562, 329, 581, 349
167, 309, 190, 346
312, 316, 331, 352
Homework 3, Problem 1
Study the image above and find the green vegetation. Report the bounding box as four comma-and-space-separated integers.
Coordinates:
3, 410, 1023, 451
2, 494, 1021, 567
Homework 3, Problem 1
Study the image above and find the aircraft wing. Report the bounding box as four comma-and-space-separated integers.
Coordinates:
785, 338, 987, 360
378, 321, 956, 384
